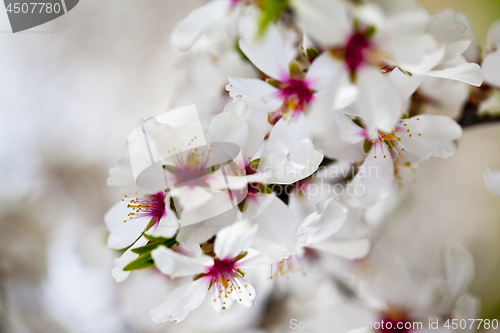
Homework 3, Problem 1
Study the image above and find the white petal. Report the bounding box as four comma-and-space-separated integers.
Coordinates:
439, 242, 474, 314
227, 77, 282, 112
175, 206, 238, 247
427, 56, 483, 87
486, 19, 500, 52
243, 194, 297, 261
146, 206, 180, 239
388, 68, 425, 100
453, 294, 480, 327
482, 50, 500, 88
357, 1, 429, 33
307, 239, 371, 260
207, 100, 268, 160
354, 68, 404, 137
418, 76, 469, 108
453, 11, 481, 63
171, 0, 231, 52
485, 167, 500, 197
209, 274, 256, 313
150, 279, 209, 323
107, 146, 136, 188
214, 220, 258, 260
239, 20, 289, 81
307, 91, 365, 161
370, 264, 439, 315
398, 115, 462, 163
104, 200, 151, 250
333, 111, 367, 144
292, 0, 350, 46
259, 115, 323, 184
348, 144, 395, 207
232, 279, 256, 308
428, 11, 471, 63
152, 246, 214, 278
210, 283, 235, 315
305, 52, 345, 91
170, 185, 213, 213
299, 197, 348, 244
111, 236, 148, 283
206, 174, 248, 192
237, 248, 272, 268
383, 34, 445, 75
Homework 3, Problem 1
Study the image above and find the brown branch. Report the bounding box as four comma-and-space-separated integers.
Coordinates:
459, 101, 500, 127
458, 86, 500, 128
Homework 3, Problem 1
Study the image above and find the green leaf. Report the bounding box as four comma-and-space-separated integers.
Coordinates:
306, 48, 320, 62
256, 183, 273, 194
131, 241, 162, 255
238, 198, 248, 212
145, 217, 158, 231
397, 67, 413, 77
234, 251, 248, 262
132, 235, 177, 256
363, 139, 373, 153
289, 62, 302, 80
257, 0, 289, 37
123, 253, 155, 271
364, 26, 376, 39
353, 118, 363, 127
143, 233, 165, 242
247, 158, 261, 173
265, 78, 282, 89
236, 268, 246, 277
193, 272, 207, 281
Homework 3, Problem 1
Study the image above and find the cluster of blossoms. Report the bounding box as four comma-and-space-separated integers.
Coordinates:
104, 0, 500, 329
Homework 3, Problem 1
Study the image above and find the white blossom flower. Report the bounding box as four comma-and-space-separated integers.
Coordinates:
104, 191, 180, 282
166, 47, 258, 127
150, 220, 270, 322
314, 243, 477, 333
293, 0, 482, 137
334, 111, 462, 206
105, 191, 179, 250
227, 21, 325, 182
206, 100, 300, 261
297, 197, 371, 260
268, 196, 371, 280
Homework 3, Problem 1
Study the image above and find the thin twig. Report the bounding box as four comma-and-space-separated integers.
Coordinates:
458, 85, 500, 128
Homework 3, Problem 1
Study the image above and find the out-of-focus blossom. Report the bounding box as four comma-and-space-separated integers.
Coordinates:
482, 20, 500, 88
334, 112, 462, 206
484, 167, 500, 197
171, 0, 245, 52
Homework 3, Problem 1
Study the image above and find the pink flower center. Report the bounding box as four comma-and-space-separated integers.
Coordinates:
205, 258, 251, 310
345, 32, 370, 73
279, 79, 314, 113
124, 191, 166, 224
208, 259, 237, 277
172, 152, 210, 188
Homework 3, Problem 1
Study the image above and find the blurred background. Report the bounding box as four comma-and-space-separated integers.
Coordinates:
0, 0, 499, 332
